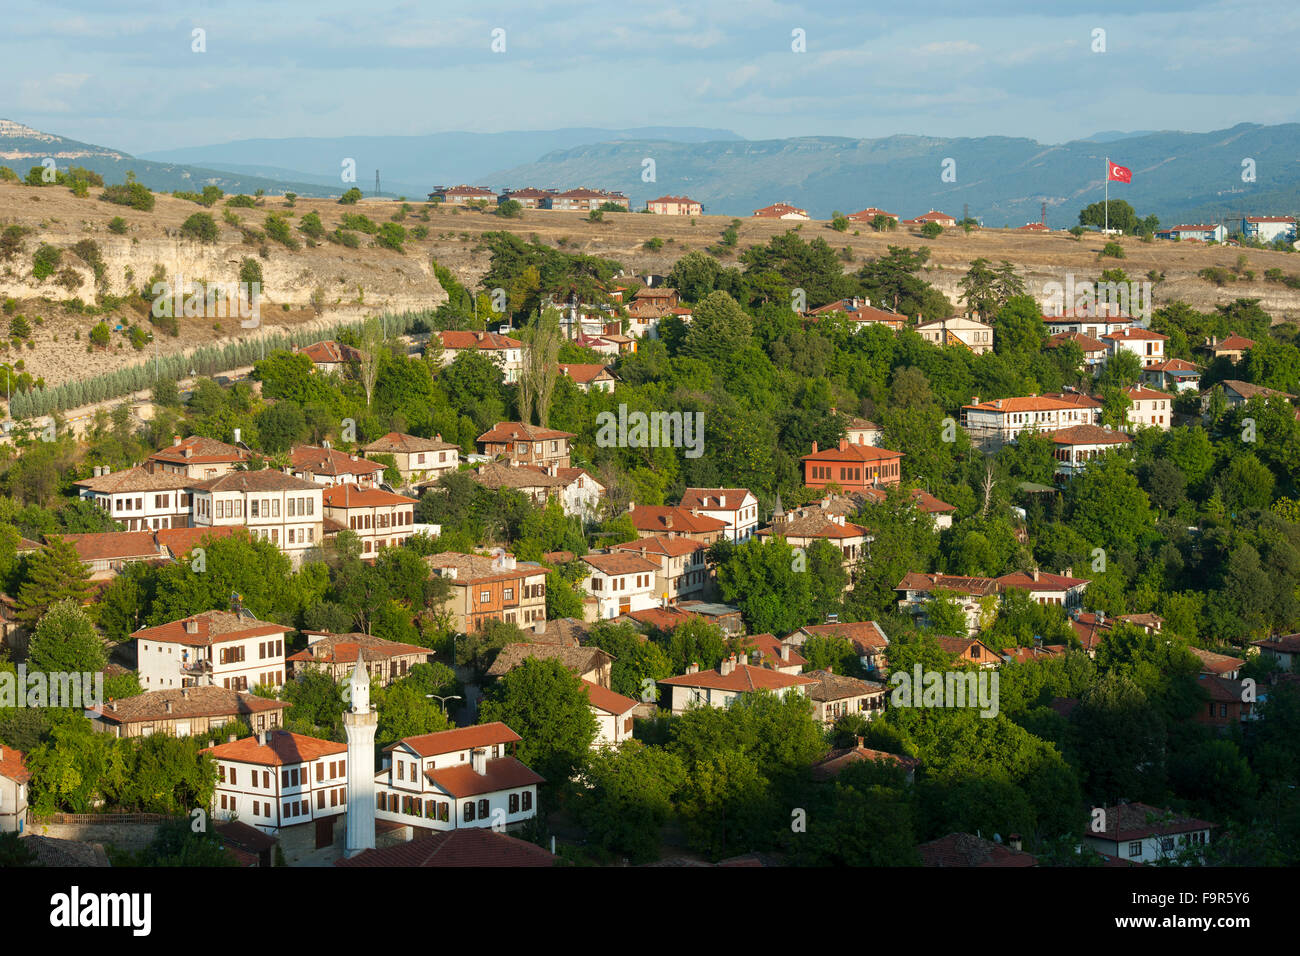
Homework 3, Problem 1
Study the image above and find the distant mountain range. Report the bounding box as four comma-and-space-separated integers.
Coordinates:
485, 123, 1300, 227
4, 119, 1298, 228
139, 127, 744, 199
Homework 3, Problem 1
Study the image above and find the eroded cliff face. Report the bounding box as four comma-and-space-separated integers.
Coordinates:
0, 186, 448, 387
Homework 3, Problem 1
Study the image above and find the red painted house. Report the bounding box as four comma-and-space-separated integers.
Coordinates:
801, 439, 903, 490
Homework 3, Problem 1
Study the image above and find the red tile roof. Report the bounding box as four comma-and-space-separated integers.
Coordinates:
438, 330, 522, 351
583, 552, 660, 575
582, 679, 638, 715
612, 535, 706, 559
919, 833, 1037, 867
744, 632, 807, 669
801, 442, 904, 464
290, 445, 385, 478
799, 620, 889, 654
425, 756, 545, 798
477, 422, 575, 443
1104, 327, 1168, 342
995, 570, 1089, 592
299, 340, 361, 364
153, 526, 237, 556
321, 484, 417, 508
148, 435, 250, 466
0, 746, 30, 783
1090, 802, 1215, 842
202, 730, 345, 766
336, 827, 555, 867
628, 506, 726, 535
60, 531, 160, 562
361, 432, 459, 455
386, 722, 521, 758
1214, 335, 1255, 351
659, 662, 818, 693
132, 610, 288, 647
963, 394, 1102, 414
812, 745, 919, 780
557, 363, 614, 384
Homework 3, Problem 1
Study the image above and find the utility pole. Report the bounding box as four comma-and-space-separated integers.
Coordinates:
375, 170, 380, 199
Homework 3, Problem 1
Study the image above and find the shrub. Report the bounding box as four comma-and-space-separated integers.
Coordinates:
1099, 241, 1125, 259
180, 212, 219, 242
100, 182, 155, 211
830, 212, 849, 232
32, 244, 61, 281
643, 237, 664, 251
264, 213, 299, 249
920, 221, 944, 238
129, 326, 150, 350
238, 257, 264, 290
298, 211, 325, 239
107, 216, 129, 235
89, 321, 111, 348
339, 188, 363, 204
496, 199, 523, 219
375, 222, 406, 252
226, 194, 257, 208
339, 213, 378, 235
330, 229, 360, 248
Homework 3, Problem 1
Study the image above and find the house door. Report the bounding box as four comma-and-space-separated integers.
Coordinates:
619, 600, 631, 615
315, 816, 334, 849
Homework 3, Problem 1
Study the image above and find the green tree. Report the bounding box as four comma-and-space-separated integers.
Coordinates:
478, 657, 598, 784
15, 537, 94, 626
27, 598, 106, 674
573, 741, 685, 863
180, 212, 219, 242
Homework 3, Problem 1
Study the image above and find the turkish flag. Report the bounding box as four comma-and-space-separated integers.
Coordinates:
1107, 161, 1132, 183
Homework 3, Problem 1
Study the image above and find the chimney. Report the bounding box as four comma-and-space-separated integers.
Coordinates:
971, 396, 979, 405
104, 465, 110, 475
1031, 568, 1040, 582
181, 687, 189, 699
839, 438, 848, 452
779, 644, 790, 661
811, 441, 818, 455
534, 619, 547, 635
184, 447, 193, 458
228, 734, 237, 743
233, 428, 241, 444
164, 700, 173, 714
173, 435, 182, 446
855, 736, 864, 749
185, 619, 199, 635
471, 748, 487, 775
738, 653, 748, 667
1064, 566, 1073, 578
1009, 834, 1023, 852
686, 662, 699, 675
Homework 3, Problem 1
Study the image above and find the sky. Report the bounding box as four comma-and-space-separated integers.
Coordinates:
3, 0, 1298, 154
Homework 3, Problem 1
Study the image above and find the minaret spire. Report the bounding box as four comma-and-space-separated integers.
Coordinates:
343, 658, 377, 857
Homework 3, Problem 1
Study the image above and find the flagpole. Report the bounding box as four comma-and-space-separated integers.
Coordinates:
1104, 157, 1109, 234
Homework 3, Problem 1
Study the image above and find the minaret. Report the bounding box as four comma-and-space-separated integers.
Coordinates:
342, 659, 377, 857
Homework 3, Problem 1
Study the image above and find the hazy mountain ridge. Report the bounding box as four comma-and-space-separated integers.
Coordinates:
487, 123, 1300, 228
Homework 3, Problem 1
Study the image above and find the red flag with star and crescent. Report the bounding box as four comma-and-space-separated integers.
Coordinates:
1107, 161, 1132, 183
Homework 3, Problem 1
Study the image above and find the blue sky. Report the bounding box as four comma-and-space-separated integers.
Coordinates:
4, 0, 1298, 154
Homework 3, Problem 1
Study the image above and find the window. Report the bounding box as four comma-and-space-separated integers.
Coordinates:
509, 793, 519, 813
522, 790, 532, 811
1160, 837, 1174, 852
1128, 841, 1142, 857
317, 792, 325, 810
477, 798, 489, 818
464, 801, 476, 822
